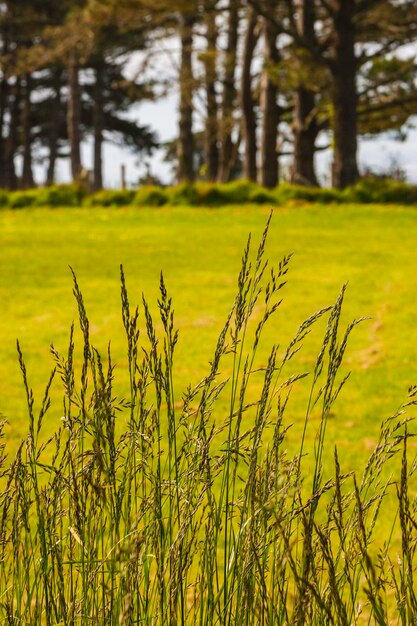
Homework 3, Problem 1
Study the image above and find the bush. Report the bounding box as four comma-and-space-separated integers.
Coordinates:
35, 184, 84, 207
8, 190, 38, 209
1, 179, 416, 210
194, 182, 229, 206
220, 179, 259, 203
134, 185, 169, 207
344, 178, 417, 205
276, 183, 341, 204
165, 180, 270, 207
85, 189, 135, 207
249, 188, 277, 204
167, 182, 200, 206
0, 190, 9, 207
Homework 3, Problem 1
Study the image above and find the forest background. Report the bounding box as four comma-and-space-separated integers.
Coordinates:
1, 0, 417, 193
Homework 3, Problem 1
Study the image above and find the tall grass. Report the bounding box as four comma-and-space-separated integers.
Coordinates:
0, 217, 416, 624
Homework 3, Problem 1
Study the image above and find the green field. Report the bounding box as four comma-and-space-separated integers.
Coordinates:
1, 203, 417, 466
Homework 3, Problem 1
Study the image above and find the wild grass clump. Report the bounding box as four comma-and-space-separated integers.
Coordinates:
0, 217, 416, 625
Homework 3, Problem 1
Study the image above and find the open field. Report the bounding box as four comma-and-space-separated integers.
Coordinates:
1, 202, 417, 466
2, 202, 417, 623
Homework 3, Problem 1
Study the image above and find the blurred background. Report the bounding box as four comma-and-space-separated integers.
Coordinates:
0, 0, 416, 190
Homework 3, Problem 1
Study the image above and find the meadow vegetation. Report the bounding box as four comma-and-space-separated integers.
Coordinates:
1, 209, 417, 623
1, 178, 417, 210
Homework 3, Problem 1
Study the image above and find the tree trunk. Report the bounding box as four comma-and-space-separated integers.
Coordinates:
203, 0, 219, 181
291, 0, 318, 186
292, 88, 319, 185
0, 78, 8, 188
3, 77, 20, 190
67, 51, 82, 182
21, 73, 34, 189
93, 62, 104, 191
241, 6, 258, 182
259, 7, 280, 189
217, 0, 239, 183
0, 35, 9, 189
331, 0, 358, 189
46, 69, 62, 186
177, 12, 195, 183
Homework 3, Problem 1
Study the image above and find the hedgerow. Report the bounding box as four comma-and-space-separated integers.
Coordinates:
1, 178, 416, 209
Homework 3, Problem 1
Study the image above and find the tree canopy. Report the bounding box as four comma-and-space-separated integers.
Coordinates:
0, 0, 415, 189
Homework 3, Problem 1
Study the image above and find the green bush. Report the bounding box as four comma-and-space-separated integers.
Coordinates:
378, 180, 417, 204
344, 178, 417, 204
1, 179, 416, 209
0, 190, 9, 207
167, 182, 200, 206
276, 183, 341, 204
8, 190, 38, 209
85, 189, 135, 207
134, 184, 169, 207
220, 179, 259, 203
194, 182, 228, 206
249, 187, 277, 204
35, 184, 84, 207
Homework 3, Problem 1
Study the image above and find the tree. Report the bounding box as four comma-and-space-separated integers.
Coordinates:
1, 0, 416, 190
240, 5, 259, 182
177, 10, 195, 182
217, 0, 240, 183
21, 72, 34, 188
0, 0, 27, 188
301, 0, 417, 188
201, 0, 219, 181
327, 0, 359, 188
290, 0, 320, 186
67, 50, 83, 181
258, 0, 282, 188
44, 68, 64, 185
1, 0, 159, 187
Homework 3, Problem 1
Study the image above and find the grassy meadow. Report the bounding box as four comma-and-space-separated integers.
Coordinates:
1, 202, 417, 463
1, 202, 417, 624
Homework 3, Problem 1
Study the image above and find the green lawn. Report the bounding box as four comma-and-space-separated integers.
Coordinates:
1, 203, 417, 469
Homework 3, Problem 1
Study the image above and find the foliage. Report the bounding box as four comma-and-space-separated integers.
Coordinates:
7, 190, 39, 209
220, 179, 260, 203
194, 182, 229, 206
0, 185, 84, 208
35, 184, 86, 207
1, 179, 417, 209
85, 189, 135, 207
0, 190, 9, 207
167, 182, 200, 206
343, 178, 417, 205
134, 185, 169, 207
1, 0, 416, 191
1, 219, 417, 623
275, 183, 341, 205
